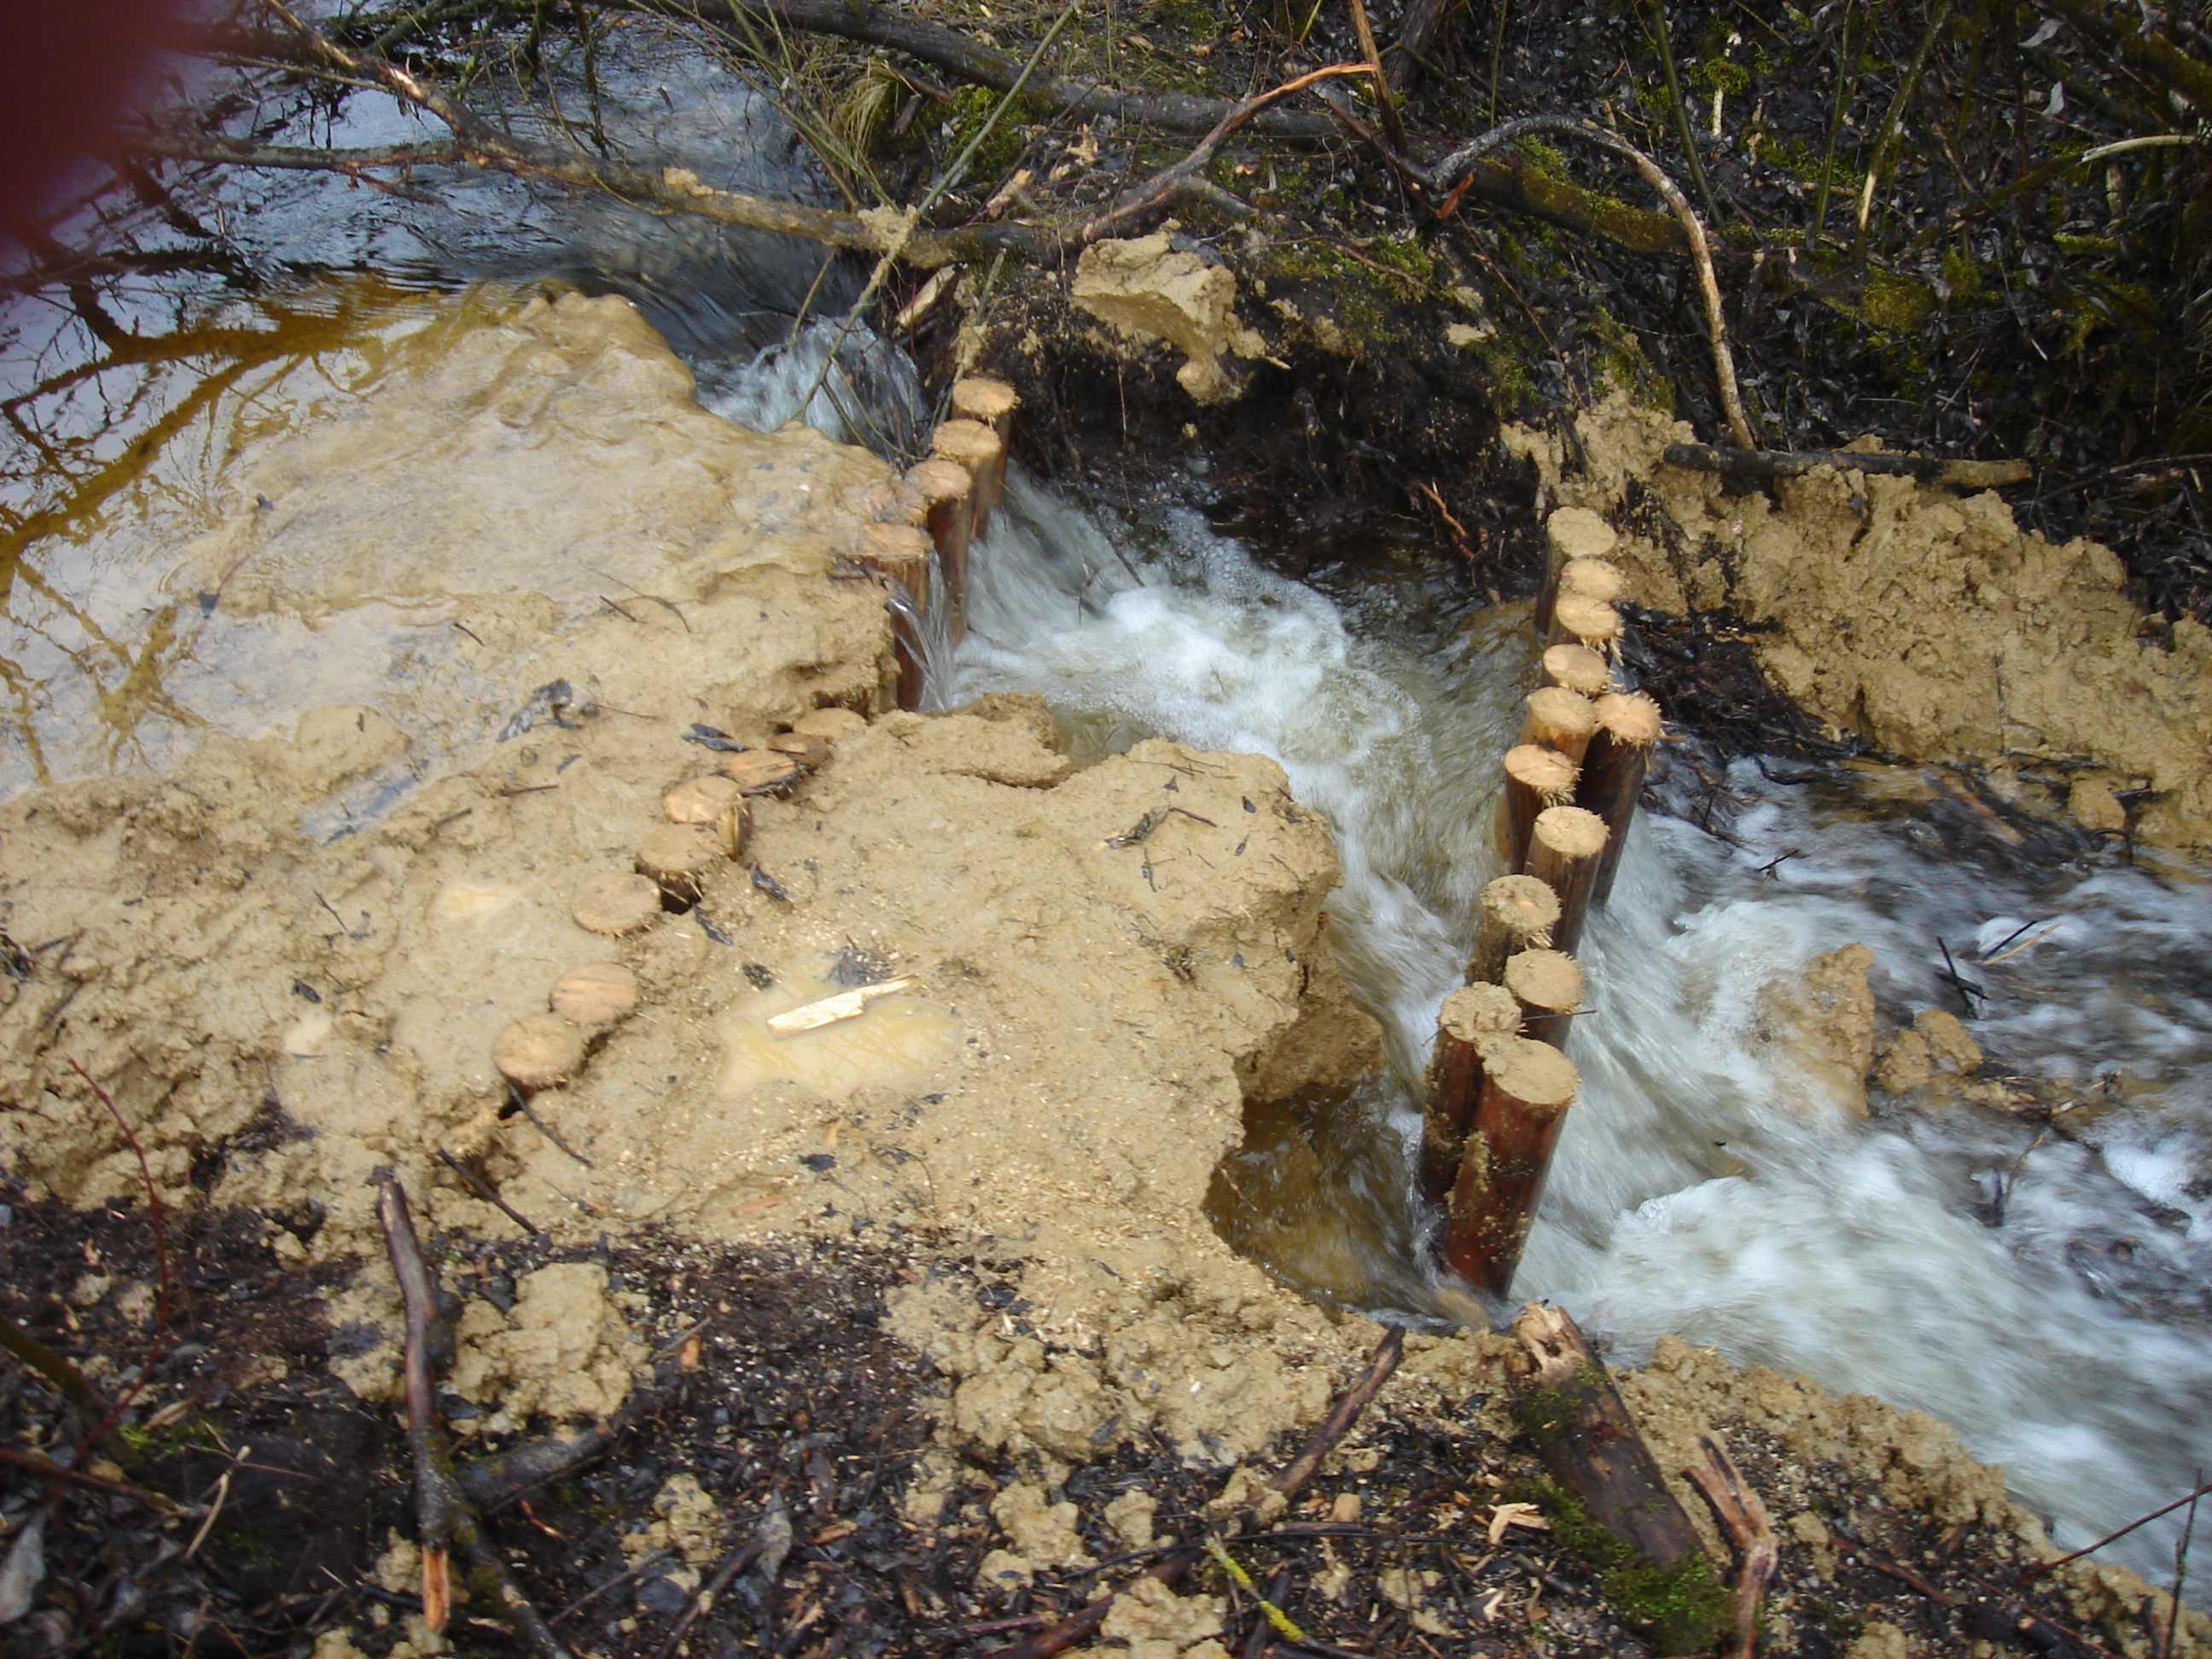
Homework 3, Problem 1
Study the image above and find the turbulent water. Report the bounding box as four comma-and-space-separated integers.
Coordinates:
10, 42, 2208, 1587
721, 372, 2212, 1581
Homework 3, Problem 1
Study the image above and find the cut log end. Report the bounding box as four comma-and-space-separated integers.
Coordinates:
902, 457, 973, 510
1505, 947, 1584, 1048
1521, 686, 1600, 765
931, 417, 1004, 475
719, 749, 804, 795
951, 375, 1019, 428
1540, 643, 1612, 698
1530, 805, 1609, 862
1558, 557, 1625, 607
550, 961, 638, 1028
1593, 690, 1663, 747
1524, 805, 1610, 955
1469, 873, 1561, 986
494, 1013, 588, 1092
637, 823, 721, 899
662, 774, 744, 825
1551, 594, 1622, 655
573, 871, 663, 937
1504, 744, 1580, 805
1545, 506, 1619, 563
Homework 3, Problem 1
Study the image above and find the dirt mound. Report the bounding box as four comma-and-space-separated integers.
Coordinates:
1507, 395, 2212, 847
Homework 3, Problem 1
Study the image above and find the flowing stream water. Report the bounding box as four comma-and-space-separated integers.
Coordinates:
8, 59, 2210, 1592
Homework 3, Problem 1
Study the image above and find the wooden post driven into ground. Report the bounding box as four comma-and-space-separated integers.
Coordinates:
876, 376, 1018, 701
1427, 507, 1667, 1297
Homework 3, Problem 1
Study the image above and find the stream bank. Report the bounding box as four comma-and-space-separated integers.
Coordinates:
3, 281, 2209, 1656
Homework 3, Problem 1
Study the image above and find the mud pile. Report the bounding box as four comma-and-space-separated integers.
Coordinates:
1507, 395, 2212, 847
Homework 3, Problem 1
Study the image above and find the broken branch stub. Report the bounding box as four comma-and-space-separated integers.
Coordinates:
1419, 982, 1522, 1205
1441, 1035, 1578, 1295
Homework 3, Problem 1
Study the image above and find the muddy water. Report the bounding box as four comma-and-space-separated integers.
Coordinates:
917, 455, 2212, 1582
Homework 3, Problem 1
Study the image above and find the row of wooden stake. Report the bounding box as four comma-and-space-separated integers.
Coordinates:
854, 376, 1019, 710
1425, 509, 1664, 1298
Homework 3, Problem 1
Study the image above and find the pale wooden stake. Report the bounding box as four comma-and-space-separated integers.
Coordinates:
1468, 874, 1560, 987
1536, 506, 1618, 635
1419, 982, 1522, 1205
899, 460, 972, 649
933, 418, 1006, 533
1517, 686, 1600, 769
1549, 593, 1623, 655
1582, 690, 1663, 909
1494, 743, 1579, 870
1522, 804, 1609, 954
1441, 1035, 1579, 1295
859, 521, 936, 708
1504, 947, 1584, 1050
1540, 642, 1613, 697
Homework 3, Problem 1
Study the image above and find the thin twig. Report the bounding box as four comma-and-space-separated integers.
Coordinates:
2014, 1474, 2212, 1587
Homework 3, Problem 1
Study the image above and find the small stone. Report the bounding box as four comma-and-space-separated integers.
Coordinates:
1329, 1492, 1361, 1524
719, 750, 802, 795
662, 775, 743, 825
769, 731, 830, 770
573, 872, 663, 936
550, 962, 637, 1028
494, 1014, 587, 1091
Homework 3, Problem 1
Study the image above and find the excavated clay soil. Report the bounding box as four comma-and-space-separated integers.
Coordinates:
5, 292, 2207, 1656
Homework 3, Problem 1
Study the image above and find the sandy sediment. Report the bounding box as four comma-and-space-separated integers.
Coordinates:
1506, 393, 2212, 847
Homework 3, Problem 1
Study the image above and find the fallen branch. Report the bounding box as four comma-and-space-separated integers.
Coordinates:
1685, 1435, 1778, 1659
987, 1326, 1407, 1659
1662, 441, 2031, 490
0, 1445, 193, 1517
766, 977, 916, 1034
376, 1171, 572, 1658
1419, 116, 1755, 449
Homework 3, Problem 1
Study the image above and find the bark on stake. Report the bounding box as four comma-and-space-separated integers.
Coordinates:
1419, 982, 1522, 1205
1468, 873, 1561, 987
858, 521, 935, 709
1502, 1303, 1708, 1574
1540, 642, 1613, 697
933, 417, 1006, 534
1441, 1034, 1578, 1294
1517, 685, 1600, 768
1580, 690, 1662, 909
903, 457, 972, 647
1537, 506, 1618, 634
1522, 804, 1609, 955
1549, 593, 1623, 655
1504, 947, 1584, 1050
1494, 743, 1579, 869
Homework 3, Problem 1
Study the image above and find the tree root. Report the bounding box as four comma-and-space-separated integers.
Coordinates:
1662, 442, 2032, 489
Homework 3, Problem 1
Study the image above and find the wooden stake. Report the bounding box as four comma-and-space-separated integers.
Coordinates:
1549, 593, 1623, 655
1418, 982, 1522, 1204
858, 521, 936, 708
1494, 743, 1579, 870
933, 417, 1006, 533
1581, 690, 1663, 909
901, 460, 973, 649
1517, 686, 1600, 768
1441, 1035, 1578, 1294
1557, 557, 1625, 610
1522, 805, 1609, 955
1504, 947, 1584, 1049
1502, 1303, 1709, 1572
1537, 506, 1618, 635
952, 375, 1018, 438
1540, 642, 1613, 698
1469, 874, 1561, 986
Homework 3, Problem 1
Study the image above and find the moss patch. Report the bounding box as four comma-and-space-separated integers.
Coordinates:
1508, 1476, 1732, 1656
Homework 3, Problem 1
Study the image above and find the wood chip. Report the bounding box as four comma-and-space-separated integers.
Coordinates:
766, 978, 916, 1036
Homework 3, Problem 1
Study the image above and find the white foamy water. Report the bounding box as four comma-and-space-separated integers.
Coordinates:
719, 335, 2212, 1586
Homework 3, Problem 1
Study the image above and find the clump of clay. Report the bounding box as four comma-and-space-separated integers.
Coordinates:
494, 1014, 587, 1091
637, 824, 719, 901
573, 871, 663, 936
719, 750, 802, 795
550, 962, 637, 1028
662, 774, 743, 824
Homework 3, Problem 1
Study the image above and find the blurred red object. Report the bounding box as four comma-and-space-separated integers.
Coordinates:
3, 0, 176, 241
